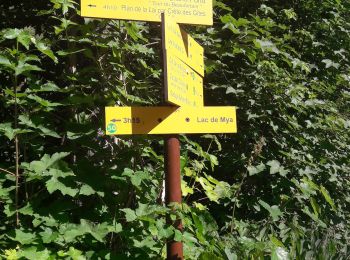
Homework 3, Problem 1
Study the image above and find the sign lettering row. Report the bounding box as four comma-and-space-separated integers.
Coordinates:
162, 13, 204, 76
81, 0, 213, 26
162, 13, 205, 107
164, 51, 203, 107
105, 106, 237, 135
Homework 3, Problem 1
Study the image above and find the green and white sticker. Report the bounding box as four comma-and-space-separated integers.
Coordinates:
107, 122, 117, 134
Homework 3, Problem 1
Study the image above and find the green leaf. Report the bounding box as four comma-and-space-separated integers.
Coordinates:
310, 197, 320, 217
0, 123, 15, 140
215, 2, 232, 11
122, 168, 150, 188
18, 247, 50, 260
35, 41, 58, 63
121, 208, 137, 222
322, 59, 340, 69
15, 60, 42, 76
18, 204, 34, 216
13, 229, 36, 245
79, 184, 95, 196
197, 175, 231, 202
80, 219, 110, 242
39, 228, 59, 244
209, 154, 218, 170
174, 230, 182, 242
37, 82, 61, 92
182, 180, 194, 196
109, 223, 123, 234
67, 247, 85, 260
61, 226, 86, 243
283, 9, 297, 20
57, 49, 85, 56
248, 163, 266, 176
24, 152, 70, 174
3, 28, 21, 39
270, 236, 285, 248
302, 206, 327, 228
57, 247, 85, 260
266, 160, 281, 174
4, 249, 18, 260
198, 252, 223, 260
258, 200, 283, 221
0, 123, 32, 140
133, 237, 156, 249
19, 115, 60, 138
44, 168, 75, 178
46, 177, 78, 197
320, 185, 336, 211
157, 225, 173, 239
224, 248, 237, 260
271, 247, 289, 260
25, 82, 63, 93
18, 31, 33, 50
27, 94, 62, 108
0, 55, 11, 67
266, 160, 289, 176
59, 220, 115, 243
67, 130, 94, 140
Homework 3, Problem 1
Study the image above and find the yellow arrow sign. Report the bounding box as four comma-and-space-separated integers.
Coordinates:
81, 0, 213, 26
164, 51, 203, 107
162, 13, 204, 76
105, 106, 237, 135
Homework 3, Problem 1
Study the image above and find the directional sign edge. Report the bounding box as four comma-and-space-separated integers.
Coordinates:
105, 106, 237, 135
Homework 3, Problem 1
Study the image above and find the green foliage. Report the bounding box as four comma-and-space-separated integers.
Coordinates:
0, 0, 349, 259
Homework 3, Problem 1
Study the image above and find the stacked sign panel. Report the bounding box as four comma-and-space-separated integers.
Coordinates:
80, 1, 237, 135
81, 0, 213, 25
162, 13, 205, 107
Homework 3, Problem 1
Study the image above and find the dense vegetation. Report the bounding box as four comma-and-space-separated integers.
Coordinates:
0, 0, 349, 259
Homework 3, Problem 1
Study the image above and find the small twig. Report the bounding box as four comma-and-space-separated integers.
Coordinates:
14, 64, 20, 227
196, 196, 210, 202
230, 136, 266, 232
144, 41, 160, 47
109, 208, 117, 250
0, 168, 15, 176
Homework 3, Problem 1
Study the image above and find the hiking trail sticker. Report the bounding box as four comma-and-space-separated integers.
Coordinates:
107, 122, 117, 134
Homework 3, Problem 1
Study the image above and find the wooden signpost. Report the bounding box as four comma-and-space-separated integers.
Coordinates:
81, 2, 237, 259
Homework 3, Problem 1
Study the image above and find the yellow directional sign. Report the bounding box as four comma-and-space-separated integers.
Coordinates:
81, 0, 213, 26
162, 13, 204, 76
164, 52, 203, 107
105, 106, 237, 135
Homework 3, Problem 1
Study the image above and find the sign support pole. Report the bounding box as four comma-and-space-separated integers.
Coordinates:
164, 135, 183, 260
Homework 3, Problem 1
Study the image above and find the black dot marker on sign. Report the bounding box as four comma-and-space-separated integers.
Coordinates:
185, 118, 190, 122
158, 118, 162, 123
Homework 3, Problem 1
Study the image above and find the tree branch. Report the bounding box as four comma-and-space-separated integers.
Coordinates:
0, 168, 15, 176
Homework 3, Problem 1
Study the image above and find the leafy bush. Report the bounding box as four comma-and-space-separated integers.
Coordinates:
0, 0, 349, 259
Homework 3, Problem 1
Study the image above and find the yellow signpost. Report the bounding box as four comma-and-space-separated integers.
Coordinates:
81, 0, 213, 26
81, 0, 237, 259
81, 3, 235, 258
164, 52, 203, 107
162, 13, 204, 76
105, 106, 237, 135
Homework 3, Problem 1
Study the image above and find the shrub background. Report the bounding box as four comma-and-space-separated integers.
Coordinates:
0, 0, 349, 259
